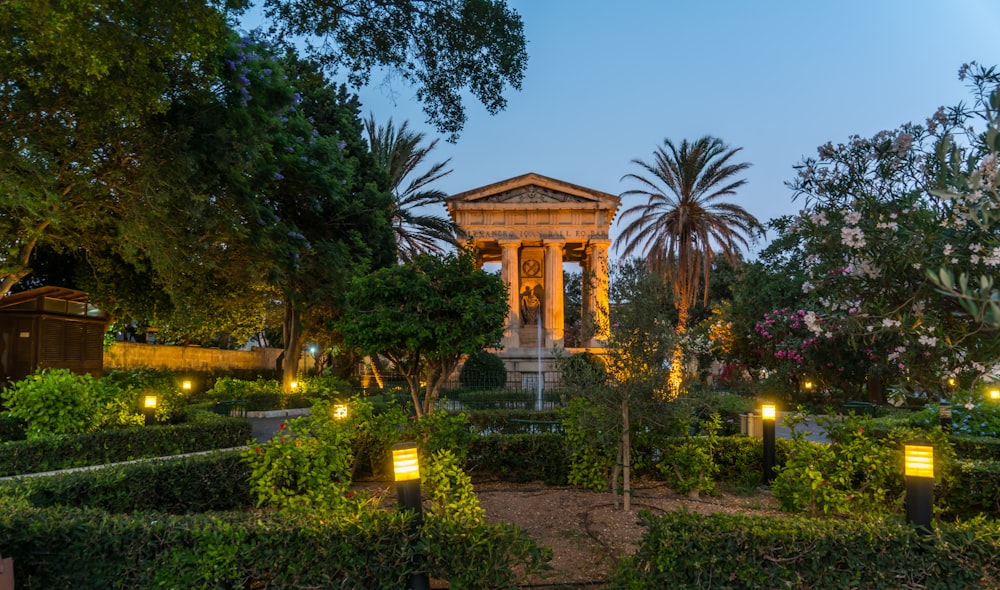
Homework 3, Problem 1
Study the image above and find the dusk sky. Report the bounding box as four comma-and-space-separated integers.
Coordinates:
247, 0, 1000, 258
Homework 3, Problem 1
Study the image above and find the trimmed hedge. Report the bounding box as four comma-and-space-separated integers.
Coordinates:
0, 507, 398, 589
0, 506, 548, 589
0, 414, 251, 477
0, 450, 252, 514
612, 510, 1000, 589
467, 432, 568, 484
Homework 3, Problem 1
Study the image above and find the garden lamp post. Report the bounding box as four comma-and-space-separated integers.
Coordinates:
182, 380, 192, 392
142, 394, 158, 426
990, 388, 999, 401
904, 441, 934, 534
762, 403, 776, 484
392, 442, 430, 590
333, 403, 349, 419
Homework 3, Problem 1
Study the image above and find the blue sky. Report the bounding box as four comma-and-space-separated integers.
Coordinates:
246, 0, 1000, 258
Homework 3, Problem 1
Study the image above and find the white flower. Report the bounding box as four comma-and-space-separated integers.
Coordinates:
810, 212, 829, 226
918, 335, 938, 347
844, 211, 862, 225
841, 226, 866, 248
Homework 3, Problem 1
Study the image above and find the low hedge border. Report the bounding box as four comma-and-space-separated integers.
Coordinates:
0, 449, 252, 514
0, 506, 546, 590
465, 409, 563, 434
612, 510, 1000, 589
467, 432, 568, 484
0, 413, 251, 477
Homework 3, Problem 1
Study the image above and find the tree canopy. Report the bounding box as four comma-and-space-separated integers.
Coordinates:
262, 0, 528, 139
339, 251, 507, 416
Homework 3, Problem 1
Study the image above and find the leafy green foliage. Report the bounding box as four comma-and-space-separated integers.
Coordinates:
467, 433, 568, 484
614, 510, 1000, 589
658, 414, 721, 497
340, 250, 508, 416
561, 397, 615, 491
772, 413, 954, 517
243, 414, 359, 513
558, 351, 608, 389
0, 450, 251, 514
263, 0, 528, 140
459, 350, 508, 389
422, 449, 485, 524
0, 412, 251, 476
0, 0, 235, 297
3, 368, 145, 439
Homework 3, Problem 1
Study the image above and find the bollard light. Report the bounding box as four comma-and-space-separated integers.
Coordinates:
803, 380, 814, 390
904, 441, 934, 533
290, 380, 299, 390
333, 403, 349, 420
182, 380, 192, 392
761, 403, 777, 484
990, 389, 1000, 401
142, 395, 158, 426
939, 400, 952, 432
392, 442, 429, 590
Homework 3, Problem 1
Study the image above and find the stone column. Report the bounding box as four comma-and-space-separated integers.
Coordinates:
588, 239, 611, 347
543, 240, 565, 347
499, 240, 521, 349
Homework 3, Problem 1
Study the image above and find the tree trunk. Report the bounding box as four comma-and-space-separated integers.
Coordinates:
281, 301, 301, 393
622, 396, 631, 512
667, 301, 689, 398
611, 440, 622, 510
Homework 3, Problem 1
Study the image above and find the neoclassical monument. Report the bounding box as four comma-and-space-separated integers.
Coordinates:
446, 173, 620, 387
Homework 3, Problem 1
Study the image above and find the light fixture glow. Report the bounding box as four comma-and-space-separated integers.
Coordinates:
182, 380, 192, 391
990, 389, 1000, 400
905, 444, 934, 479
290, 381, 298, 390
762, 404, 776, 420
143, 395, 158, 409
392, 443, 420, 482
333, 404, 348, 419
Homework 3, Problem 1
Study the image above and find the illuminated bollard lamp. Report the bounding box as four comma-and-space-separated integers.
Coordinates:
904, 441, 934, 534
762, 403, 776, 484
392, 442, 430, 590
142, 394, 158, 426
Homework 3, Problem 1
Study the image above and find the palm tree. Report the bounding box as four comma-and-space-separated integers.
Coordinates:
365, 115, 457, 262
616, 136, 763, 396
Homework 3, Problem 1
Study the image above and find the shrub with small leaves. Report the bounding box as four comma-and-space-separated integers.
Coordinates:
243, 418, 356, 513
422, 449, 485, 525
5, 369, 108, 439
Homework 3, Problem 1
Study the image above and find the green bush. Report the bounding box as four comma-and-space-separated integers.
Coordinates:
612, 510, 1000, 589
467, 433, 568, 484
4, 368, 142, 438
0, 450, 252, 513
558, 351, 607, 389
0, 505, 549, 590
242, 412, 359, 513
206, 377, 307, 411
0, 413, 251, 476
459, 350, 508, 389
561, 396, 615, 490
0, 413, 26, 442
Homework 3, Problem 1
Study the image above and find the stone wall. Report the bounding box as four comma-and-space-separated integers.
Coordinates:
105, 342, 282, 372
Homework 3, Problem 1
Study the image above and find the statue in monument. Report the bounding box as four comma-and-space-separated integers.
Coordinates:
520, 285, 541, 326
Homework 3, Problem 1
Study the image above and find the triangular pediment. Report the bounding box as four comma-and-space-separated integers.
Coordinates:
447, 173, 620, 210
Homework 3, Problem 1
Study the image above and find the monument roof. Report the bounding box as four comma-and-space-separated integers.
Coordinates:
446, 172, 620, 211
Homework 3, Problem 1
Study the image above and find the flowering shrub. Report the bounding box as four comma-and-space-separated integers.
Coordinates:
734, 63, 1000, 398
